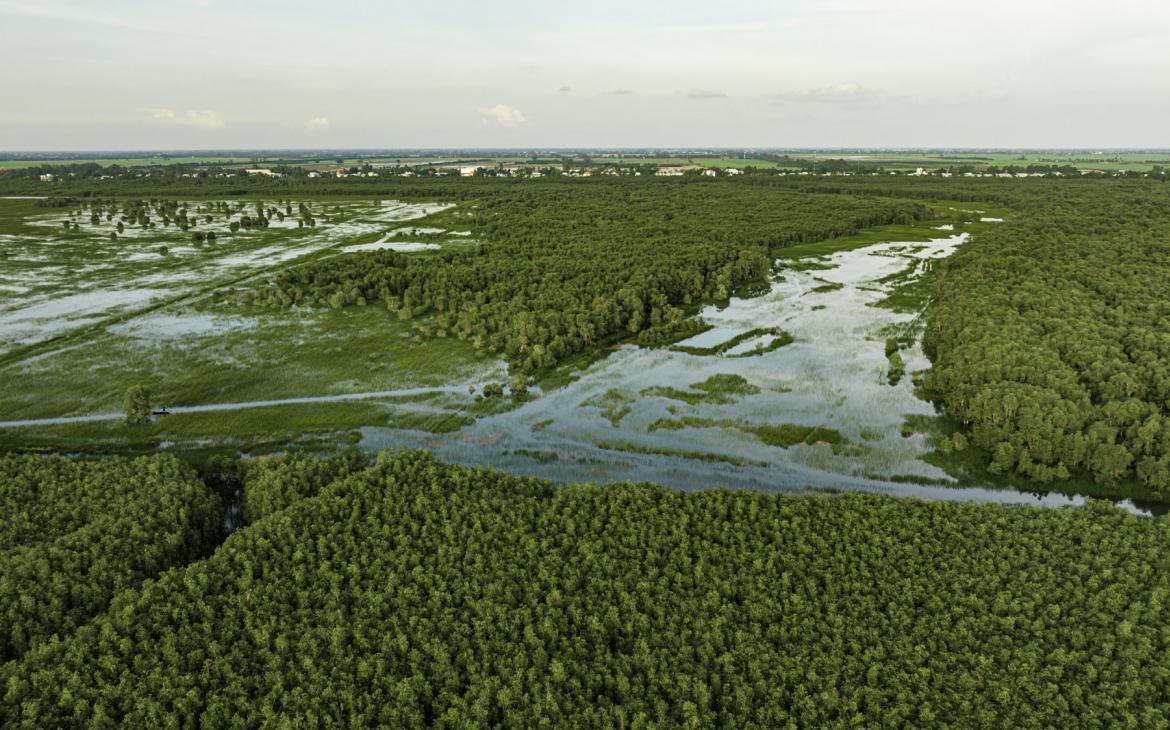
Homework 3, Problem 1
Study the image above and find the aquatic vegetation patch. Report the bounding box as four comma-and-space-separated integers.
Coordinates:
641, 373, 760, 406
581, 389, 634, 426
670, 326, 789, 356
593, 440, 767, 467
691, 373, 760, 400
509, 448, 560, 463
808, 279, 844, 294
725, 330, 795, 357
387, 410, 475, 434
648, 416, 845, 450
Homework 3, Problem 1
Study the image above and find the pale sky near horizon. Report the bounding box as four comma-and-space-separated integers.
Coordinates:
2, 0, 1168, 150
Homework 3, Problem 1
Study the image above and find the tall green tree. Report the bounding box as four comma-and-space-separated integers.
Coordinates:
122, 384, 151, 424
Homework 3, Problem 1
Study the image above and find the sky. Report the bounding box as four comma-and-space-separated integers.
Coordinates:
2, 0, 1169, 150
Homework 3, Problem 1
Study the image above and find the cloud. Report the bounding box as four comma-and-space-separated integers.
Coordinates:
768, 83, 866, 103
557, 86, 573, 93
477, 103, 526, 128
304, 116, 331, 131
687, 90, 728, 100
142, 108, 225, 130
605, 89, 634, 96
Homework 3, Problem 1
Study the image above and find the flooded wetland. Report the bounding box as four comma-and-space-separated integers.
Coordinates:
362, 220, 1133, 510
0, 193, 1154, 512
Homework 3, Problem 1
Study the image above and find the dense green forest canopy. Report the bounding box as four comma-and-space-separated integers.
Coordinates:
242, 181, 927, 371
904, 182, 1170, 494
0, 454, 221, 662
241, 449, 367, 523
3, 451, 1170, 728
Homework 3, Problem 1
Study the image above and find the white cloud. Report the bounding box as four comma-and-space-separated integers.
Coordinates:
477, 103, 526, 128
768, 83, 868, 104
687, 89, 728, 100
142, 108, 224, 130
305, 116, 330, 131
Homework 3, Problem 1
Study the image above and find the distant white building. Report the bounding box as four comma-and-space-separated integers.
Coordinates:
703, 169, 717, 177
725, 168, 742, 175
460, 166, 479, 177
307, 171, 321, 178
39, 173, 55, 182
244, 168, 280, 177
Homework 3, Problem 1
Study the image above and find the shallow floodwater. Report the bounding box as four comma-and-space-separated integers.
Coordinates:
342, 240, 441, 253
0, 200, 450, 353
361, 233, 1155, 515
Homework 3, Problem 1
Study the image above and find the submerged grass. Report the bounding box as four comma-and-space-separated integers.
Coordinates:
581, 389, 634, 426
641, 373, 761, 405
593, 440, 768, 467
726, 330, 795, 358
388, 410, 475, 434
509, 448, 560, 463
648, 415, 845, 450
809, 279, 844, 294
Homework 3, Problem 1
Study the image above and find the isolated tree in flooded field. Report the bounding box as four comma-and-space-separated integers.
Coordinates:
887, 351, 905, 386
122, 385, 152, 425
482, 383, 504, 398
